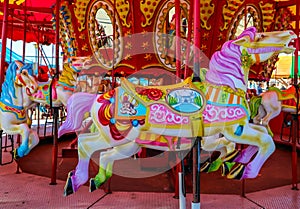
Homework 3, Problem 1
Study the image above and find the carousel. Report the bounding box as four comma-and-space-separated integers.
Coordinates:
0, 1, 300, 209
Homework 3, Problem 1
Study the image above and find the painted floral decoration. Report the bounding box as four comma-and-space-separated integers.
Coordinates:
136, 87, 163, 101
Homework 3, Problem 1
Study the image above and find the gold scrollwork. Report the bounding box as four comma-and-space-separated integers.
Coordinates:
140, 0, 160, 27
221, 0, 245, 31
200, 0, 215, 30
74, 0, 89, 32
115, 0, 131, 28
259, 2, 275, 31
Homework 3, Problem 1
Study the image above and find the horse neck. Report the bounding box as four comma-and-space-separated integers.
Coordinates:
22, 88, 34, 108
9, 85, 25, 108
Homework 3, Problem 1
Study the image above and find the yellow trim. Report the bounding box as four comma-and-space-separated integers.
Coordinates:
117, 64, 136, 69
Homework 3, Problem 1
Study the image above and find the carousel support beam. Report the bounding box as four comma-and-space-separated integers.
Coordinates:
191, 1, 201, 208
291, 0, 299, 191
175, 0, 181, 79
192, 137, 201, 209
50, 0, 61, 185
0, 0, 9, 92
193, 0, 201, 81
183, 0, 194, 79
22, 2, 27, 62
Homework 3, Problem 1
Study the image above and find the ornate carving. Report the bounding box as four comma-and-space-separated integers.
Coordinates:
88, 1, 123, 69
200, 0, 215, 30
221, 0, 244, 31
228, 6, 260, 40
259, 2, 275, 31
154, 1, 190, 70
116, 0, 131, 27
140, 0, 160, 27
74, 0, 89, 32
53, 2, 77, 57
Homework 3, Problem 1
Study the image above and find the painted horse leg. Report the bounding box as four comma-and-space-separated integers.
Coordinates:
9, 123, 31, 158
201, 134, 237, 172
90, 141, 141, 192
64, 132, 111, 196
233, 123, 268, 164
224, 124, 275, 179
23, 130, 39, 156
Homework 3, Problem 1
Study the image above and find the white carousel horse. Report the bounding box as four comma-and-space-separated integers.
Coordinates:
250, 84, 300, 136
30, 56, 91, 107
0, 61, 39, 158
58, 27, 297, 195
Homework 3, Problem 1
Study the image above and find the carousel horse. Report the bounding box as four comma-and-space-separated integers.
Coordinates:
250, 84, 300, 136
0, 61, 39, 158
58, 27, 297, 195
30, 56, 91, 107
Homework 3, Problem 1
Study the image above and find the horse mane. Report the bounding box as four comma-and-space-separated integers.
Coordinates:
1, 61, 33, 105
205, 27, 257, 90
58, 63, 77, 87
1, 61, 18, 104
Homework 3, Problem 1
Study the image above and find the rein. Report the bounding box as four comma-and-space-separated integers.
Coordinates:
242, 42, 286, 48
15, 74, 26, 87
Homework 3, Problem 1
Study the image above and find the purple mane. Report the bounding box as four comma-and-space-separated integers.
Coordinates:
205, 27, 257, 90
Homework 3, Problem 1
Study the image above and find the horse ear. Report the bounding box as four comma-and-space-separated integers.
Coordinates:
15, 61, 24, 70
232, 36, 250, 47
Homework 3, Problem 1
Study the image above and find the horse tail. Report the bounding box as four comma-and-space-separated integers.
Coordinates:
249, 95, 262, 119
58, 92, 97, 137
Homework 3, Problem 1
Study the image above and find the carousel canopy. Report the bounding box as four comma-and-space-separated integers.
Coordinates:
0, 0, 56, 43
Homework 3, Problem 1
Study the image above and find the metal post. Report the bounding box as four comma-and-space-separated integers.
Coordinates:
179, 151, 186, 209
193, 0, 201, 81
175, 0, 181, 79
50, 0, 60, 185
291, 0, 299, 191
191, 137, 201, 209
22, 2, 27, 62
183, 0, 194, 79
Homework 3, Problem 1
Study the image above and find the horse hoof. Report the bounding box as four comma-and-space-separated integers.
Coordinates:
89, 178, 98, 192
222, 150, 239, 162
11, 149, 20, 160
221, 162, 235, 176
226, 164, 245, 180
64, 172, 74, 196
200, 161, 211, 172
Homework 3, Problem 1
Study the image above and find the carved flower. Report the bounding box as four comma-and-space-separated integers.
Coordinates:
136, 87, 163, 101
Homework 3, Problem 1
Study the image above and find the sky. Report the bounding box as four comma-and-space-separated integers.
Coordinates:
3, 39, 63, 70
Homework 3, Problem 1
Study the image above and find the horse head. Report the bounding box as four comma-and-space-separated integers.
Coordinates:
67, 56, 92, 73
15, 62, 38, 96
206, 27, 297, 92
233, 27, 297, 64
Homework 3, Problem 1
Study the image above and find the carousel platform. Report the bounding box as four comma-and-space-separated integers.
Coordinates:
0, 150, 300, 209
1, 133, 300, 208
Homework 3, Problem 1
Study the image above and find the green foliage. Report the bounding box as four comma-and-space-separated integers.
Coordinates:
194, 95, 202, 106
168, 96, 178, 105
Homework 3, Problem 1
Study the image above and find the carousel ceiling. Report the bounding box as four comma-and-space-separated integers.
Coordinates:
0, 0, 56, 43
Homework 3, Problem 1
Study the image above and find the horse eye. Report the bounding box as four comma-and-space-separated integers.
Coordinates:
22, 71, 28, 76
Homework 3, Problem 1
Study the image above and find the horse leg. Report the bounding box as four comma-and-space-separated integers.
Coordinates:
10, 123, 31, 158
201, 134, 237, 173
224, 124, 275, 179
90, 141, 141, 192
252, 105, 265, 125
23, 130, 39, 156
233, 124, 268, 164
64, 132, 112, 196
